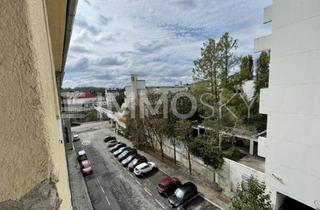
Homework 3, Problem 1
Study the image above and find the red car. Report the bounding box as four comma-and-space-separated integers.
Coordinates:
157, 176, 181, 196
80, 160, 93, 176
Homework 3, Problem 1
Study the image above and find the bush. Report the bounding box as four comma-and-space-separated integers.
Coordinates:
231, 176, 272, 210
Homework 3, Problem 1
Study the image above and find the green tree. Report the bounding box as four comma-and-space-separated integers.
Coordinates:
85, 110, 97, 122
115, 91, 125, 107
255, 51, 270, 94
217, 32, 239, 88
239, 55, 254, 82
202, 143, 224, 183
193, 38, 220, 109
231, 176, 272, 210
175, 120, 194, 175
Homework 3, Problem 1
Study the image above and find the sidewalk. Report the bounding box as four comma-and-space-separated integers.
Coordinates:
115, 134, 231, 210
66, 149, 93, 210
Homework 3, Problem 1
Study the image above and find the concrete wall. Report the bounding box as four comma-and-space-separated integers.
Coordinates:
161, 141, 265, 193
257, 0, 320, 208
0, 0, 71, 209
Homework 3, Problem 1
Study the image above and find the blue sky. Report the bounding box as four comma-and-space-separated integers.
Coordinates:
63, 0, 271, 88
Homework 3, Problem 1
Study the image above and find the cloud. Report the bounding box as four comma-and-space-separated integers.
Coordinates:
63, 0, 272, 88
95, 57, 126, 66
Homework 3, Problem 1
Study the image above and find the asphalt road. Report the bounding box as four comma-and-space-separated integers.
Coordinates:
72, 121, 221, 210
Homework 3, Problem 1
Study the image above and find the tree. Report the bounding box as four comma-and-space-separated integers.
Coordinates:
217, 32, 239, 88
175, 120, 194, 174
193, 38, 220, 109
115, 91, 125, 107
202, 143, 224, 184
255, 51, 270, 94
143, 91, 168, 159
239, 55, 254, 82
231, 176, 272, 210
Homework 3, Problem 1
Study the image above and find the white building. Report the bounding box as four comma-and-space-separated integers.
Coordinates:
255, 0, 320, 209
122, 75, 186, 111
105, 88, 124, 109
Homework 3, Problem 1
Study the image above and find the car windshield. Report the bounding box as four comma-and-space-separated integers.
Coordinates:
140, 164, 149, 170
175, 188, 185, 198
158, 184, 165, 189
131, 159, 138, 164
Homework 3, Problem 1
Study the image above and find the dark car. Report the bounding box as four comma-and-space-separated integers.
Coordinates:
110, 143, 126, 152
107, 140, 118, 147
104, 136, 116, 143
117, 149, 137, 162
121, 153, 140, 167
168, 182, 198, 208
77, 150, 88, 162
157, 176, 181, 196
128, 156, 147, 172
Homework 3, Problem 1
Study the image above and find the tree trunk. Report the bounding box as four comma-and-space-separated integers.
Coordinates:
173, 138, 177, 165
187, 150, 192, 175
160, 141, 164, 159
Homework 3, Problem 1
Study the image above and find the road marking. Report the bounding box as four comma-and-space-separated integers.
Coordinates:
105, 196, 111, 205
100, 185, 105, 194
96, 178, 101, 185
155, 199, 165, 209
200, 195, 224, 210
129, 173, 134, 178
135, 179, 142, 185
158, 167, 167, 174
144, 188, 152, 196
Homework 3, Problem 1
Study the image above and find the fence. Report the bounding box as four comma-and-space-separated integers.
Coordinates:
160, 140, 265, 193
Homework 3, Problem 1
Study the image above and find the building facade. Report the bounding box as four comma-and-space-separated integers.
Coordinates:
255, 0, 320, 209
0, 0, 76, 209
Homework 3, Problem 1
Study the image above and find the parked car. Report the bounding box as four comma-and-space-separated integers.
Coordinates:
128, 156, 147, 172
110, 143, 126, 152
113, 146, 129, 156
73, 134, 80, 142
117, 149, 137, 162
157, 176, 181, 196
107, 139, 118, 147
134, 162, 156, 176
168, 182, 198, 208
104, 136, 116, 143
77, 150, 87, 162
121, 154, 139, 167
80, 160, 93, 176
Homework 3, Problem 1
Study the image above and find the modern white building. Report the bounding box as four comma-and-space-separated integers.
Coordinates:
122, 74, 186, 111
255, 0, 320, 209
105, 88, 124, 109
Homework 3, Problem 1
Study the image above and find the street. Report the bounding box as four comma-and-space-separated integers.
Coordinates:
72, 121, 221, 210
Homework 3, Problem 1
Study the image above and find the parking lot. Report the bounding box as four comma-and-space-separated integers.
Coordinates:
72, 122, 222, 210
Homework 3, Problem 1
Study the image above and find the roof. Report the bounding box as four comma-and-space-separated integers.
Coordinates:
78, 150, 86, 156
74, 92, 96, 99
136, 162, 148, 170
160, 177, 172, 186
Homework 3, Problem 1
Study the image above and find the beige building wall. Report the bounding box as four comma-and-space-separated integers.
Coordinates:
0, 0, 73, 209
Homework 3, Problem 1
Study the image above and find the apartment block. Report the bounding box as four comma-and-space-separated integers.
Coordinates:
255, 0, 320, 209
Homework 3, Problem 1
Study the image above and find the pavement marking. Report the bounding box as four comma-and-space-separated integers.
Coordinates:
200, 195, 224, 210
100, 185, 105, 194
155, 199, 166, 209
96, 177, 101, 185
129, 173, 134, 178
158, 167, 168, 174
144, 187, 152, 196
105, 195, 111, 206
135, 179, 142, 186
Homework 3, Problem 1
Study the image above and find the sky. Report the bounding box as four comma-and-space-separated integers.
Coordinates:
63, 0, 272, 88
